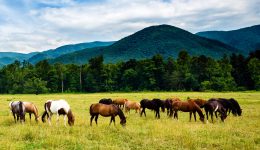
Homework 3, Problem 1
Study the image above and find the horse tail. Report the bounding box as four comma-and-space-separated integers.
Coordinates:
89, 104, 94, 115
19, 101, 25, 120
42, 103, 48, 123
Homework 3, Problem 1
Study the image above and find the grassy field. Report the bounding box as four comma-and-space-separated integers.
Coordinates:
0, 92, 259, 150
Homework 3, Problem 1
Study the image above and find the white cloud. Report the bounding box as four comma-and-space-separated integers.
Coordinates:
0, 0, 259, 53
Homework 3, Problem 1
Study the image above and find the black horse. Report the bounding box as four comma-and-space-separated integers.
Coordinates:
164, 99, 173, 116
201, 100, 227, 122
140, 98, 165, 119
210, 98, 242, 116
99, 98, 113, 105
229, 98, 242, 116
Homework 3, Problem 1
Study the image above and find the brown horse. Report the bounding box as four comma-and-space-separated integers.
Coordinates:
113, 98, 128, 108
125, 100, 141, 113
172, 100, 205, 122
166, 98, 181, 116
90, 103, 126, 126
23, 102, 40, 122
191, 98, 207, 107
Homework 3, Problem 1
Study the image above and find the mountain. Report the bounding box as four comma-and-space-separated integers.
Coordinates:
196, 25, 260, 54
0, 52, 38, 66
51, 24, 241, 64
28, 41, 114, 64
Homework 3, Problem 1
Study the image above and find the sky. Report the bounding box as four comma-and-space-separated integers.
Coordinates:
0, 0, 259, 53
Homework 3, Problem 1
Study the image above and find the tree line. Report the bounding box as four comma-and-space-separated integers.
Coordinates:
0, 50, 259, 94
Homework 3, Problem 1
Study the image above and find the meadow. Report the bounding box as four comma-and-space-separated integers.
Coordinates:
0, 92, 259, 150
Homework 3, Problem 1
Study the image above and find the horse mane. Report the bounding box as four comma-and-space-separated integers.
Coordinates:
117, 107, 126, 120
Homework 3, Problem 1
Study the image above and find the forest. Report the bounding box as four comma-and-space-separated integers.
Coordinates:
0, 50, 259, 94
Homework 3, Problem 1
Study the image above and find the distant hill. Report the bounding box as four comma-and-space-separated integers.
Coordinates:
28, 41, 114, 64
0, 52, 38, 66
196, 25, 260, 54
51, 24, 241, 64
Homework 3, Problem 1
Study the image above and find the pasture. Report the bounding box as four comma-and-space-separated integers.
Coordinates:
0, 92, 259, 149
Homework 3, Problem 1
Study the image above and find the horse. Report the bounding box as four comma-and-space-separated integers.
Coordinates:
165, 98, 181, 116
125, 100, 141, 113
23, 102, 40, 122
112, 98, 128, 108
229, 98, 242, 116
9, 101, 25, 123
191, 98, 207, 107
140, 99, 165, 119
89, 103, 126, 126
172, 100, 205, 122
99, 98, 113, 105
200, 100, 227, 123
42, 99, 75, 126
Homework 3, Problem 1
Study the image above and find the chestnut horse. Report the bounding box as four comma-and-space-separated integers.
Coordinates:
42, 99, 75, 126
165, 98, 181, 116
172, 100, 205, 122
125, 100, 141, 113
23, 102, 40, 122
89, 103, 126, 126
113, 98, 128, 108
9, 101, 25, 123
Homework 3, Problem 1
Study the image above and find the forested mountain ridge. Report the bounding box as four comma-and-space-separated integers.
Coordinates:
196, 25, 260, 54
51, 24, 241, 64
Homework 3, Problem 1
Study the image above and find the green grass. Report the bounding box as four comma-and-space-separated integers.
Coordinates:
0, 92, 259, 149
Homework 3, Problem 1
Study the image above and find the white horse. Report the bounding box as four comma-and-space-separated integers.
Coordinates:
9, 101, 26, 123
42, 99, 75, 126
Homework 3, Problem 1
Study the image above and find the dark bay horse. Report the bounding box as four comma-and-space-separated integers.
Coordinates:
42, 99, 75, 126
89, 103, 126, 126
165, 98, 181, 117
99, 98, 113, 105
140, 99, 165, 119
172, 100, 205, 122
9, 101, 25, 123
209, 98, 242, 116
200, 100, 227, 123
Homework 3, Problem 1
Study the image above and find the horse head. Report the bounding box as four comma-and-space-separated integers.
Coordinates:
67, 110, 75, 126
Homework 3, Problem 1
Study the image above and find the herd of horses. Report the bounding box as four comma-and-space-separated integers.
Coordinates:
8, 97, 242, 127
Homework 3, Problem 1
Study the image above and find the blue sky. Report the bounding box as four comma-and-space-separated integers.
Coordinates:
0, 0, 259, 53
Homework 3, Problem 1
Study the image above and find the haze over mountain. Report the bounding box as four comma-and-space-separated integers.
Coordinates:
51, 24, 241, 64
0, 41, 114, 66
196, 25, 260, 54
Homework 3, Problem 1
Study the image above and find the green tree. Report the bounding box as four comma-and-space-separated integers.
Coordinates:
24, 77, 48, 94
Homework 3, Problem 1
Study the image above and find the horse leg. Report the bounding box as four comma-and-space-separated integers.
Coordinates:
29, 113, 32, 122
193, 111, 197, 122
64, 115, 67, 126
56, 114, 60, 126
12, 112, 16, 123
210, 111, 214, 123
90, 115, 95, 126
95, 115, 99, 125
109, 116, 113, 125
189, 112, 192, 121
48, 114, 52, 126
113, 116, 116, 126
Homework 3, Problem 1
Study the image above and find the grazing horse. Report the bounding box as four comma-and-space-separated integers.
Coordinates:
112, 98, 128, 108
23, 102, 40, 122
42, 100, 75, 126
9, 101, 25, 123
89, 103, 126, 126
125, 100, 141, 113
200, 100, 227, 122
99, 98, 113, 105
140, 99, 165, 119
165, 98, 181, 117
172, 100, 205, 122
229, 98, 242, 116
